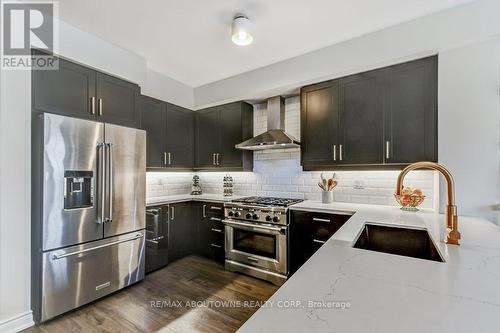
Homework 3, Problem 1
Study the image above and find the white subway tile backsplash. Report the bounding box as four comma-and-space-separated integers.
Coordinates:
146, 97, 437, 210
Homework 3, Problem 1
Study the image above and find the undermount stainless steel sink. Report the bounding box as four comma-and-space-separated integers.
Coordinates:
353, 224, 444, 263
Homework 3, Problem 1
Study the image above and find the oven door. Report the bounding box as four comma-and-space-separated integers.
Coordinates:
223, 219, 287, 274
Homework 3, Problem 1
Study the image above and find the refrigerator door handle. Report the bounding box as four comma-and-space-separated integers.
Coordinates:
97, 143, 106, 224
107, 143, 114, 223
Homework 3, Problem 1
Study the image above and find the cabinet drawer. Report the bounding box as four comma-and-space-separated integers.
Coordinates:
291, 210, 350, 238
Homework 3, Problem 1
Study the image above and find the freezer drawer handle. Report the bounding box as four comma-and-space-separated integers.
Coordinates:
51, 233, 143, 260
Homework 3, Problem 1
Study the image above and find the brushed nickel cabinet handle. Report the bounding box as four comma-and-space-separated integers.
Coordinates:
202, 204, 207, 218
210, 243, 222, 248
90, 97, 96, 115
333, 145, 337, 161
211, 228, 223, 233
163, 152, 167, 165
170, 206, 175, 220
210, 206, 222, 211
168, 152, 171, 165
313, 217, 331, 223
212, 153, 216, 166
216, 153, 220, 165
313, 239, 326, 244
210, 217, 222, 222
386, 141, 390, 160
98, 98, 103, 116
339, 144, 343, 161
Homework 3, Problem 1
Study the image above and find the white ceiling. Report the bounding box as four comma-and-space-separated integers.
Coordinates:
57, 0, 473, 87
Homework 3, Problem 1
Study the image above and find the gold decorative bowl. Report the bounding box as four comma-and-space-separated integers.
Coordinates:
394, 193, 426, 211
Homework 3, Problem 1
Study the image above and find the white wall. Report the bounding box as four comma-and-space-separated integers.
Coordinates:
193, 0, 500, 108
438, 38, 500, 223
0, 70, 33, 332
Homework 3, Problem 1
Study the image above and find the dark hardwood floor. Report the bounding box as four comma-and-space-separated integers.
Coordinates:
22, 255, 278, 333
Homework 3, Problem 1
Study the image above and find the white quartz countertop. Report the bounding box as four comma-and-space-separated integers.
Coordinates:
146, 193, 244, 206
238, 200, 500, 333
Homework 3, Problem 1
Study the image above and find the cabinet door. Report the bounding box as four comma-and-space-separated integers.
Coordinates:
96, 73, 140, 128
195, 107, 220, 168
218, 103, 243, 167
339, 71, 384, 165
165, 103, 194, 168
301, 81, 339, 168
140, 96, 167, 168
196, 203, 225, 262
168, 202, 195, 262
33, 55, 96, 120
385, 57, 437, 163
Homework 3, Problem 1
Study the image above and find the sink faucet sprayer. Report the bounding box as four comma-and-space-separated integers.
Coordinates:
395, 162, 461, 245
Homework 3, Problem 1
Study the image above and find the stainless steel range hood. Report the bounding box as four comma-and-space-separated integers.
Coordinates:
235, 96, 300, 150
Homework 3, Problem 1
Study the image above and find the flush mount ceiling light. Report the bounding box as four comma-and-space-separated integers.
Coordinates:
231, 15, 253, 46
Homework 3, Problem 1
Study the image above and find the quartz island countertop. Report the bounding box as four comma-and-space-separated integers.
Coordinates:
238, 201, 500, 333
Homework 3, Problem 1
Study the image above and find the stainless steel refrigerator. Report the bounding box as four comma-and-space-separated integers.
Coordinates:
31, 113, 146, 323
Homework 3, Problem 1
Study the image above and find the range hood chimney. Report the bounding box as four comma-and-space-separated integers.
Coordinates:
235, 96, 300, 150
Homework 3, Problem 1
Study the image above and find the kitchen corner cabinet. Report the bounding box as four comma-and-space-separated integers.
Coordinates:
140, 95, 194, 169
195, 102, 253, 171
32, 51, 140, 128
300, 55, 437, 170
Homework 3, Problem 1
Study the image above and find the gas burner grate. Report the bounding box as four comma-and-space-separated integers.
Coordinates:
231, 196, 303, 207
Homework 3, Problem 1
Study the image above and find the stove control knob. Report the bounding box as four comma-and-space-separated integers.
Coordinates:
234, 211, 241, 218
273, 216, 280, 223
265, 215, 272, 222
253, 214, 260, 220
228, 211, 234, 217
246, 213, 252, 219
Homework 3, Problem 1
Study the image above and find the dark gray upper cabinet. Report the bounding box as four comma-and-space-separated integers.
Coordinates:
301, 81, 339, 169
165, 103, 194, 168
338, 70, 385, 165
301, 56, 438, 170
96, 72, 140, 128
140, 96, 166, 168
32, 56, 96, 120
384, 56, 438, 164
195, 102, 253, 171
195, 107, 220, 168
32, 51, 140, 128
140, 96, 195, 169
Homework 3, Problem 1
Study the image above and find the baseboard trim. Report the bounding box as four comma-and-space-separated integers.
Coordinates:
0, 311, 34, 333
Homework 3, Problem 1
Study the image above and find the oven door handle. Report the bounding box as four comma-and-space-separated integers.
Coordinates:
222, 219, 285, 234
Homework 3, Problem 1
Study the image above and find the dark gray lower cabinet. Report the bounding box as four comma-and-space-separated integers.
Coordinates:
196, 202, 225, 263
168, 202, 197, 262
301, 55, 438, 169
289, 210, 350, 274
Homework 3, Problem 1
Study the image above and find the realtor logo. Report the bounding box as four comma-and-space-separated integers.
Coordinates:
1, 1, 58, 70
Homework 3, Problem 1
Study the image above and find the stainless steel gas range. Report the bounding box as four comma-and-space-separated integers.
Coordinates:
223, 196, 303, 285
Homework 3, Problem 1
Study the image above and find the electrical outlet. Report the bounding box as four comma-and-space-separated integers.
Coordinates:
353, 180, 365, 190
